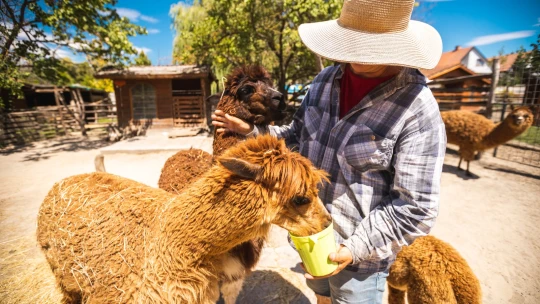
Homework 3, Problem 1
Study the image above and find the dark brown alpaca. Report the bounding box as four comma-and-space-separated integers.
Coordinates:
157, 65, 286, 303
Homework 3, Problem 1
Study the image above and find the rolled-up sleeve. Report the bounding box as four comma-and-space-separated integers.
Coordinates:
342, 119, 447, 264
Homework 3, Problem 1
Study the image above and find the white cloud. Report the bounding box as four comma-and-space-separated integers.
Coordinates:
116, 8, 158, 23
534, 18, 540, 27
140, 15, 159, 23
147, 28, 160, 34
465, 30, 536, 46
134, 46, 152, 54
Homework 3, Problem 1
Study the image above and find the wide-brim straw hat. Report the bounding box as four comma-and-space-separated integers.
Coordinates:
298, 0, 442, 70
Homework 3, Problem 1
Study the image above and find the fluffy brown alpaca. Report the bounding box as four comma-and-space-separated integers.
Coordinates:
442, 105, 535, 175
387, 235, 481, 304
157, 65, 287, 302
37, 134, 331, 304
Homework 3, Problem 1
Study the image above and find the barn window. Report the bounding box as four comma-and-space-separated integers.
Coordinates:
131, 84, 157, 120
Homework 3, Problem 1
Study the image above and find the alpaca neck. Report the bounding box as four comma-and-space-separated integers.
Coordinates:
212, 100, 249, 156
480, 119, 527, 150
159, 169, 271, 265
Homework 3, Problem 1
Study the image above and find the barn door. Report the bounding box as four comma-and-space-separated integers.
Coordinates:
172, 96, 205, 127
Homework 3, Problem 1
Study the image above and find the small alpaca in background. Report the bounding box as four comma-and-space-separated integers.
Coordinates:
387, 235, 481, 304
442, 105, 535, 175
37, 135, 331, 304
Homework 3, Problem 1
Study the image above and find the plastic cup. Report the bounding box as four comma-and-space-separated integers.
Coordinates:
289, 222, 338, 276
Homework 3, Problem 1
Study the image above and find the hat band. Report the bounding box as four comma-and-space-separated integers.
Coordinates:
336, 18, 410, 34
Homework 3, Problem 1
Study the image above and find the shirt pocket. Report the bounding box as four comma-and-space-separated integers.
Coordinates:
340, 125, 394, 173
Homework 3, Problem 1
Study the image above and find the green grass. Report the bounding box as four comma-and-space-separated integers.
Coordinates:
515, 126, 540, 146
96, 117, 116, 124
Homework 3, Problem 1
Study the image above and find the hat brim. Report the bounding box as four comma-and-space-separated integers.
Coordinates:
298, 20, 442, 70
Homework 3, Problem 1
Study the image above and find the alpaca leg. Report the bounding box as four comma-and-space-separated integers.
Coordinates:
457, 157, 463, 170
466, 161, 472, 177
387, 285, 406, 304
220, 278, 244, 304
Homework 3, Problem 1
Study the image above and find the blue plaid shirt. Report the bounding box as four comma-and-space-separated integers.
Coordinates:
253, 64, 446, 273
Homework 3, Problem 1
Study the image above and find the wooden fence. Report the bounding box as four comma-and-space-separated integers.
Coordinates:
0, 100, 117, 147
0, 106, 77, 146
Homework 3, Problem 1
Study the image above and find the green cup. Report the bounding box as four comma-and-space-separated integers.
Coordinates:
289, 222, 338, 276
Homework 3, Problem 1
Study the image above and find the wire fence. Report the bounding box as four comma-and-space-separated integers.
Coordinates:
491, 58, 540, 167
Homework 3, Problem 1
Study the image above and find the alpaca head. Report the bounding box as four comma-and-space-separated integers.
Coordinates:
209, 65, 287, 125
217, 134, 332, 237
507, 105, 536, 132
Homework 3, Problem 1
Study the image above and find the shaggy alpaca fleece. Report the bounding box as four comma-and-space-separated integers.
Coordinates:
156, 65, 286, 303
387, 235, 481, 304
158, 148, 212, 194
37, 134, 331, 304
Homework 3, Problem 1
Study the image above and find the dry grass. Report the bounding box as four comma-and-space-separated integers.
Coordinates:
0, 235, 63, 304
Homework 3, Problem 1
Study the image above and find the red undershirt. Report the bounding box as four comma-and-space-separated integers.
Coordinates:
340, 66, 394, 119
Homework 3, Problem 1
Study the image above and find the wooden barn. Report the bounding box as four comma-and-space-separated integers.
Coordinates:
95, 65, 214, 128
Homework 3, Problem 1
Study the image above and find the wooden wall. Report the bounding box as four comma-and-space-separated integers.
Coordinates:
114, 78, 208, 128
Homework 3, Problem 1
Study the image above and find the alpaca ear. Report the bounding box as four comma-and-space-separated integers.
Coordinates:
509, 104, 515, 111
218, 157, 262, 180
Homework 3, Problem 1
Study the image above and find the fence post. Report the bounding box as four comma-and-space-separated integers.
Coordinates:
493, 102, 508, 157
486, 58, 500, 119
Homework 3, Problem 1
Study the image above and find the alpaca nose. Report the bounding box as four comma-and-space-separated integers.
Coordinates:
271, 90, 286, 111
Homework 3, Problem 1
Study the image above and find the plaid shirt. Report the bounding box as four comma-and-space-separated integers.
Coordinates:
253, 64, 446, 273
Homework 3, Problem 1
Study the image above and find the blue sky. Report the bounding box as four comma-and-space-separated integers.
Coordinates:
65, 0, 540, 64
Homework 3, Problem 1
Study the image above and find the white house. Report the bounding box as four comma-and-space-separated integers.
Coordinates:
421, 46, 492, 80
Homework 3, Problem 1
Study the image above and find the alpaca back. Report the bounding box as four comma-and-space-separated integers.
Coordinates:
389, 235, 481, 304
37, 173, 171, 303
441, 110, 494, 146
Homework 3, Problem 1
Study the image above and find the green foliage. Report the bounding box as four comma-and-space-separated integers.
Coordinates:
0, 0, 146, 108
133, 51, 152, 66
171, 0, 343, 94
28, 57, 114, 92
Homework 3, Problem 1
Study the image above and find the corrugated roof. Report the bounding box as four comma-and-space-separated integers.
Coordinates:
420, 46, 474, 79
95, 65, 212, 79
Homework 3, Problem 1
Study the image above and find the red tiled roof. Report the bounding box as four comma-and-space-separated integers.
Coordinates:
420, 46, 474, 79
489, 52, 529, 72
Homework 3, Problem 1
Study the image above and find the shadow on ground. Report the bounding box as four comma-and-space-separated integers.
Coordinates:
0, 136, 114, 162
442, 164, 480, 180
218, 269, 311, 304
483, 164, 540, 180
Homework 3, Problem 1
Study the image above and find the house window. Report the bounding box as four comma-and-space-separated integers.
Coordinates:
131, 83, 156, 120
476, 58, 484, 67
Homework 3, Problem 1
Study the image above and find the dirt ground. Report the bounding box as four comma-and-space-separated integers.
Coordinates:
0, 136, 539, 303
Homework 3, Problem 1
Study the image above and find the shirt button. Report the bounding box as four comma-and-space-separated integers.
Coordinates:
371, 135, 376, 141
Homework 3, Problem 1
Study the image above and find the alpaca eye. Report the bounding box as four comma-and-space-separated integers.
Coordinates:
292, 196, 310, 206
238, 86, 255, 100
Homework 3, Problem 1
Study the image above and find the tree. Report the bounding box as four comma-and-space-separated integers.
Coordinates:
171, 0, 342, 96
134, 51, 152, 66
0, 0, 147, 108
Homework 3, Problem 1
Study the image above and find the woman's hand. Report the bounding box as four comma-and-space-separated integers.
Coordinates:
211, 110, 254, 136
303, 245, 354, 280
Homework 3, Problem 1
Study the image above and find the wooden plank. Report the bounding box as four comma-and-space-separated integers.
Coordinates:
430, 87, 490, 93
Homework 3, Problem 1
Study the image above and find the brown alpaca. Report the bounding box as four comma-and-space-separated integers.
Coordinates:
387, 235, 481, 304
37, 134, 331, 304
442, 105, 535, 175
158, 65, 285, 191
157, 65, 286, 302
